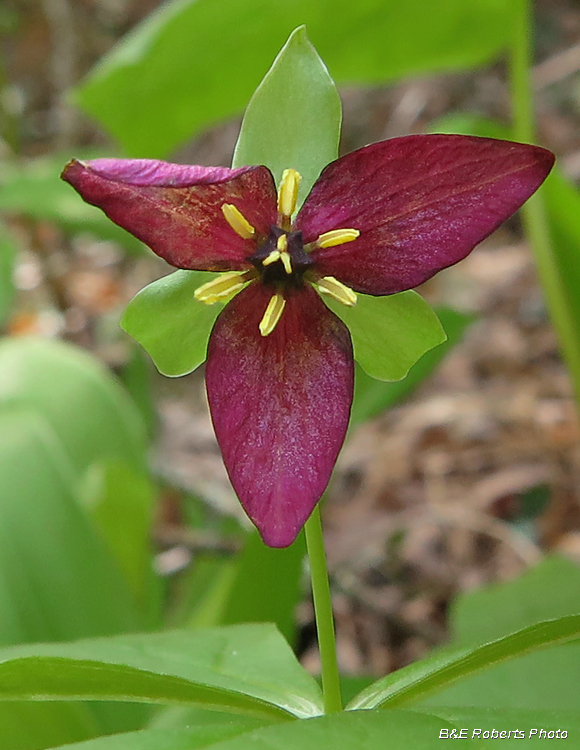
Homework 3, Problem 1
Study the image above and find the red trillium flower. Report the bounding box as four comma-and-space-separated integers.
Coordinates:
62, 135, 554, 547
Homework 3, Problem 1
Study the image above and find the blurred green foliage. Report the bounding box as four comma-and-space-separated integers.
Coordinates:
73, 0, 514, 157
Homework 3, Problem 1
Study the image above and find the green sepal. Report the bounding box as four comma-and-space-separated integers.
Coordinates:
233, 26, 341, 207
324, 291, 446, 381
120, 270, 224, 377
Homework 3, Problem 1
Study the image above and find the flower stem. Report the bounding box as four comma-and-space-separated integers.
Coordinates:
509, 0, 580, 410
304, 504, 342, 713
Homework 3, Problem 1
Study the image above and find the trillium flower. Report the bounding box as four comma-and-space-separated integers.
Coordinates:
62, 135, 554, 547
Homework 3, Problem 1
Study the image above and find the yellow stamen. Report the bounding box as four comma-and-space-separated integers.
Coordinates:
262, 250, 280, 266
316, 228, 360, 248
194, 271, 249, 305
259, 293, 286, 336
280, 252, 292, 275
221, 203, 255, 239
275, 234, 293, 274
316, 276, 357, 307
277, 169, 301, 219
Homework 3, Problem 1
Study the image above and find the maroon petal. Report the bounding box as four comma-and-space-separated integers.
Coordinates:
62, 159, 278, 271
295, 135, 554, 294
206, 282, 353, 547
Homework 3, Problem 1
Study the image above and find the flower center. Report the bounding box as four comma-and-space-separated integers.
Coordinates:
248, 226, 314, 285
194, 169, 360, 336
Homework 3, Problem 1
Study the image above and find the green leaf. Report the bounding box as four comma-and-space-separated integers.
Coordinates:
452, 556, 580, 646
0, 407, 141, 646
47, 709, 468, 750
233, 26, 341, 206
149, 706, 269, 734
0, 337, 147, 476
339, 676, 375, 705
221, 531, 305, 646
416, 557, 580, 712
0, 342, 154, 742
325, 291, 446, 381
350, 308, 472, 426
0, 222, 16, 326
46, 726, 253, 750
120, 270, 222, 377
347, 615, 580, 710
0, 407, 147, 745
49, 716, 272, 750
0, 156, 145, 255
0, 625, 323, 719
0, 702, 99, 750
83, 460, 161, 625
73, 0, 514, 157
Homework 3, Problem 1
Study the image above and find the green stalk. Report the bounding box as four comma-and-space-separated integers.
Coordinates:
304, 504, 342, 713
510, 0, 580, 408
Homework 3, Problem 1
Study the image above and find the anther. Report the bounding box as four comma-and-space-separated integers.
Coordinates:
194, 271, 251, 305
277, 169, 301, 219
316, 276, 357, 306
281, 253, 292, 275
221, 204, 255, 239
262, 250, 280, 266
274, 235, 292, 274
259, 293, 286, 336
316, 228, 360, 248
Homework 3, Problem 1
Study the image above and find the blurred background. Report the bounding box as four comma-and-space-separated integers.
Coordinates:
1, 0, 580, 685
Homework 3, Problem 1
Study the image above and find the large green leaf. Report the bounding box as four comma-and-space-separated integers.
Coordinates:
347, 615, 580, 710
232, 26, 341, 206
0, 156, 145, 254
120, 270, 222, 377
0, 407, 146, 747
451, 556, 580, 646
49, 718, 274, 750
0, 702, 99, 750
416, 557, 580, 712
149, 706, 270, 735
326, 291, 446, 382
0, 407, 141, 646
74, 0, 513, 157
0, 337, 146, 476
45, 709, 467, 750
0, 625, 323, 719
350, 308, 472, 426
